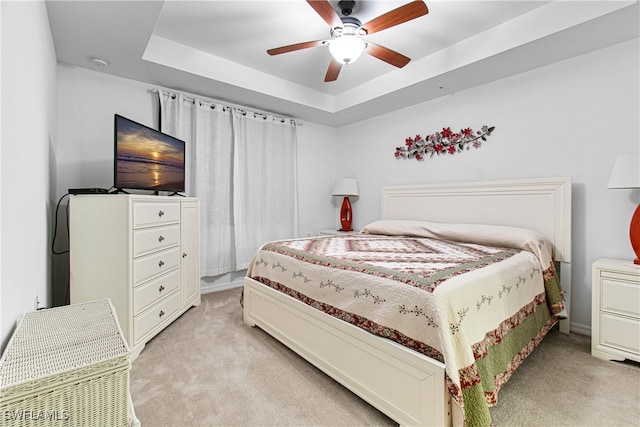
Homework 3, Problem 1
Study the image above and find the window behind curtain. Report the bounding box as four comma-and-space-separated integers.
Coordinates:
159, 90, 299, 277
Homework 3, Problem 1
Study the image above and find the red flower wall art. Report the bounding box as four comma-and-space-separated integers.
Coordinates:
395, 126, 495, 161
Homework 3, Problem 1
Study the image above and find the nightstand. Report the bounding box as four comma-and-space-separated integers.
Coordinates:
318, 229, 359, 236
591, 258, 640, 362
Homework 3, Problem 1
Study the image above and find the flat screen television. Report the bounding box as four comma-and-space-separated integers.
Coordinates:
114, 114, 185, 194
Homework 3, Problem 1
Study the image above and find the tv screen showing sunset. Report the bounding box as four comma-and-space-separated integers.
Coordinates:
115, 115, 185, 191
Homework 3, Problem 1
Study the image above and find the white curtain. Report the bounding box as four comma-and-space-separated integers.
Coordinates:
158, 90, 299, 276
232, 110, 299, 269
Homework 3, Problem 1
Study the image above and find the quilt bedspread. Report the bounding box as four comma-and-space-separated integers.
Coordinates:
246, 220, 565, 426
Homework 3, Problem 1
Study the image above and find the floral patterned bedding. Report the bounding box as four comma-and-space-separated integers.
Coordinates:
246, 220, 565, 427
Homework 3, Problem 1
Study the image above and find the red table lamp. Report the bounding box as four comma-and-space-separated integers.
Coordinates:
332, 178, 359, 231
608, 153, 640, 264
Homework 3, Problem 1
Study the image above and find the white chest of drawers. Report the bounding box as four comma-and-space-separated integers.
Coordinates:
591, 258, 640, 362
70, 195, 201, 359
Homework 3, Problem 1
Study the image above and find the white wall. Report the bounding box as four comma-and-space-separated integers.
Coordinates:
297, 121, 339, 235
52, 66, 160, 303
56, 65, 158, 193
1, 0, 57, 350
54, 65, 337, 293
336, 39, 640, 333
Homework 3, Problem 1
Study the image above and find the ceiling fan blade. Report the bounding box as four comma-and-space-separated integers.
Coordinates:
361, 1, 429, 35
365, 42, 411, 68
307, 0, 342, 28
267, 40, 325, 56
325, 59, 342, 82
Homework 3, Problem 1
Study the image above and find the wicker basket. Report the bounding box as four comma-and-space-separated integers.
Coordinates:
0, 299, 132, 426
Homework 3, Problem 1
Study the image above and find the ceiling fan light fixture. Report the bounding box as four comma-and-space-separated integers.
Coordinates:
266, 0, 428, 81
329, 33, 366, 65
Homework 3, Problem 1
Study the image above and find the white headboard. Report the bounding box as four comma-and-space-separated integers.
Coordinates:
381, 177, 572, 263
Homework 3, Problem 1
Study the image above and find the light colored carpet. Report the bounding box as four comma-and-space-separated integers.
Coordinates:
130, 288, 640, 427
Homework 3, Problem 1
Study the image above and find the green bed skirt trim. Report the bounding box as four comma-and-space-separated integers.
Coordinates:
460, 296, 558, 427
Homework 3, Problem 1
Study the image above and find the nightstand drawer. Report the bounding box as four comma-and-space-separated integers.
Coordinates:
600, 312, 640, 355
601, 278, 640, 318
591, 258, 640, 362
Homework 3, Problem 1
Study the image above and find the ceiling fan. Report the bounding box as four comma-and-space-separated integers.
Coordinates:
267, 0, 429, 82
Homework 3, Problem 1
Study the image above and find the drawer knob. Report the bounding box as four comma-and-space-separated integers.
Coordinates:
158, 235, 165, 243
159, 285, 165, 292
159, 310, 165, 318
182, 252, 187, 258
158, 210, 165, 217
158, 260, 165, 268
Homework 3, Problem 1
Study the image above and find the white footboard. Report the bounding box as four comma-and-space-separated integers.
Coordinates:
243, 277, 450, 427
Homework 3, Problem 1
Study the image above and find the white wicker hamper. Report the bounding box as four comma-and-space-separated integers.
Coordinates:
0, 299, 132, 426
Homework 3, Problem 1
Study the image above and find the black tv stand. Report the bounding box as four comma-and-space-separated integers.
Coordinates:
108, 188, 185, 196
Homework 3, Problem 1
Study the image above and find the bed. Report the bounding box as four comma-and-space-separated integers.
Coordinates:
243, 177, 571, 426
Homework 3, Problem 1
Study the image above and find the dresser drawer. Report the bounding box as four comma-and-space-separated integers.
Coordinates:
133, 291, 180, 344
133, 201, 180, 228
133, 246, 181, 286
600, 312, 640, 355
133, 224, 180, 258
601, 278, 640, 318
133, 269, 180, 315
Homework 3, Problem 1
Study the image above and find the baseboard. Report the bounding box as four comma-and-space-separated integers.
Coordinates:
569, 321, 591, 337
201, 278, 244, 294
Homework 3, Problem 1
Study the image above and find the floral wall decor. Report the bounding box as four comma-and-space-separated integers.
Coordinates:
395, 125, 495, 160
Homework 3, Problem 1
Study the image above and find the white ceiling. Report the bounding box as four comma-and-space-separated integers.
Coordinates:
46, 0, 639, 127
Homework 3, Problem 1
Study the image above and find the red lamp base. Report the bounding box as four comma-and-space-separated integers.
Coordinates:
339, 196, 353, 232
630, 203, 640, 265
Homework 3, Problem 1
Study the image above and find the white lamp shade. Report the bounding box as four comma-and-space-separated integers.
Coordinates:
332, 178, 359, 196
328, 35, 366, 65
608, 154, 640, 189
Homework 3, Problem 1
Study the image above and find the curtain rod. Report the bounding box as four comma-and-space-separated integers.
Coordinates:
150, 88, 303, 126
